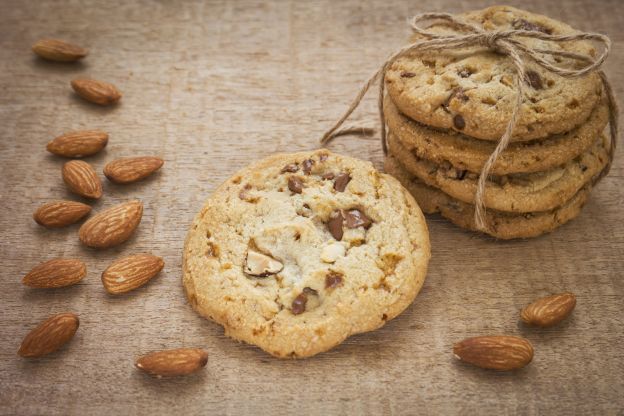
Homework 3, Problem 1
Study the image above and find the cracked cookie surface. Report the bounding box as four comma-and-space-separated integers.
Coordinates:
183, 150, 430, 358
385, 95, 609, 175
385, 5, 603, 142
388, 132, 608, 213
384, 155, 591, 239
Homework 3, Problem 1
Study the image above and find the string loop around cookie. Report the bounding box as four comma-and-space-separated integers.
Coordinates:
320, 11, 618, 233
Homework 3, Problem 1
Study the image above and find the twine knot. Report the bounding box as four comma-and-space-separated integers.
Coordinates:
320, 11, 618, 233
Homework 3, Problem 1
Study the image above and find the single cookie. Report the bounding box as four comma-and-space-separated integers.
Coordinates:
387, 132, 608, 213
384, 155, 591, 239
385, 94, 609, 175
183, 150, 430, 358
385, 5, 603, 142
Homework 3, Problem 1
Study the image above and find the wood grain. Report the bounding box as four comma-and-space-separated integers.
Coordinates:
0, 0, 623, 414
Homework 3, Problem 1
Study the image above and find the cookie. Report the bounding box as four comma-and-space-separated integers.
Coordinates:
183, 150, 430, 358
384, 155, 591, 239
387, 132, 608, 213
385, 6, 603, 142
384, 94, 609, 175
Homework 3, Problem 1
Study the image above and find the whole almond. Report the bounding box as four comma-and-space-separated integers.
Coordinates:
521, 293, 576, 327
62, 160, 102, 199
104, 156, 164, 184
33, 200, 91, 228
71, 78, 122, 105
102, 254, 164, 294
22, 258, 86, 288
47, 130, 108, 158
135, 348, 208, 377
18, 313, 79, 358
79, 200, 143, 248
453, 336, 534, 371
32, 38, 87, 62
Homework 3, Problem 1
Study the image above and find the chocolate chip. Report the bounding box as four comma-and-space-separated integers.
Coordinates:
302, 159, 315, 175
344, 209, 372, 229
327, 210, 344, 241
321, 172, 335, 180
281, 163, 299, 173
291, 293, 307, 315
442, 88, 469, 113
319, 154, 329, 162
457, 169, 467, 180
525, 70, 543, 90
401, 71, 416, 78
512, 19, 552, 34
581, 164, 588, 172
458, 68, 471, 78
325, 272, 344, 289
288, 176, 303, 194
333, 173, 351, 192
453, 114, 465, 130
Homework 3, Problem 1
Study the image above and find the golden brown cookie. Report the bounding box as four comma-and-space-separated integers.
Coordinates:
387, 132, 609, 213
385, 6, 603, 142
384, 95, 609, 175
183, 150, 430, 358
384, 155, 591, 239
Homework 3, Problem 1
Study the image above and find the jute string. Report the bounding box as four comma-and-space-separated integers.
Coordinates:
320, 13, 618, 232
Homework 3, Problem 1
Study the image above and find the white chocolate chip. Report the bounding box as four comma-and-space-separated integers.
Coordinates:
320, 243, 346, 263
244, 250, 284, 276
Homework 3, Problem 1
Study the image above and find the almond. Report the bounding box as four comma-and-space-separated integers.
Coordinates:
22, 258, 86, 288
71, 78, 122, 105
47, 130, 108, 158
18, 313, 79, 358
33, 200, 91, 228
102, 254, 164, 294
521, 292, 576, 327
453, 335, 534, 371
62, 160, 102, 199
79, 200, 143, 248
32, 38, 87, 62
104, 156, 164, 184
135, 348, 208, 377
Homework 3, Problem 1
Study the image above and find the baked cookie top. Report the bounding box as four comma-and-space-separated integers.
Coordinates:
385, 94, 609, 175
183, 150, 430, 358
385, 6, 603, 141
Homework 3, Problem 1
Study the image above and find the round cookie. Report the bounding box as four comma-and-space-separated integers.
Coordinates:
384, 155, 592, 239
387, 132, 609, 213
385, 95, 609, 175
183, 150, 430, 358
385, 5, 603, 142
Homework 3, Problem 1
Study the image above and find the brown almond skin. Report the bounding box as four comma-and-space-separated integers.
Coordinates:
135, 348, 208, 377
47, 130, 108, 158
521, 293, 577, 327
79, 200, 143, 248
71, 78, 122, 105
62, 160, 103, 199
18, 313, 79, 358
104, 156, 164, 184
102, 254, 164, 294
22, 258, 86, 289
34, 200, 91, 228
32, 39, 87, 62
453, 336, 534, 371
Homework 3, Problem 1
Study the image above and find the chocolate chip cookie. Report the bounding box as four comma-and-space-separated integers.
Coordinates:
387, 132, 609, 213
385, 6, 603, 142
183, 150, 430, 358
384, 95, 609, 175
384, 155, 592, 239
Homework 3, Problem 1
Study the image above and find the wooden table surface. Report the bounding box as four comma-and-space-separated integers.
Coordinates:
1, 0, 623, 414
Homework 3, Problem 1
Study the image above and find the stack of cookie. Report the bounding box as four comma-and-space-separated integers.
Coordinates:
383, 6, 611, 239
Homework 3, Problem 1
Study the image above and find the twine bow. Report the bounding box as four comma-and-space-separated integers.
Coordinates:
320, 12, 618, 232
